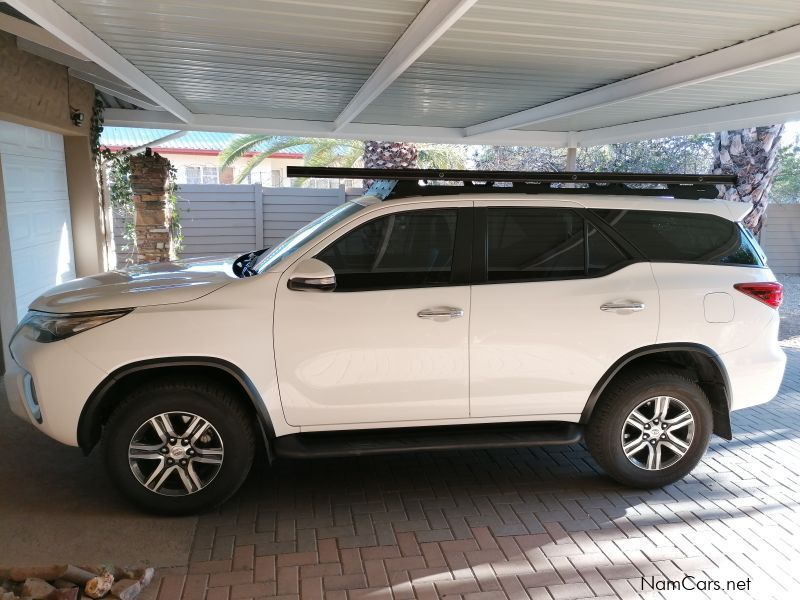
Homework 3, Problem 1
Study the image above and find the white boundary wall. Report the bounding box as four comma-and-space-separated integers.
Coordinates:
115, 188, 800, 273
113, 184, 363, 264
762, 204, 800, 274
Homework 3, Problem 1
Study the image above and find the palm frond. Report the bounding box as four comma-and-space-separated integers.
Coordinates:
219, 134, 275, 169
226, 136, 471, 187
340, 144, 363, 167
232, 137, 318, 183
292, 140, 362, 186
235, 149, 279, 183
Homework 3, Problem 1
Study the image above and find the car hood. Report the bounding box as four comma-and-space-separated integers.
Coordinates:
29, 256, 239, 314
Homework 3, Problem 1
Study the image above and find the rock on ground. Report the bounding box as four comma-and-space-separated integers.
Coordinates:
21, 577, 56, 599
84, 572, 114, 599
111, 579, 142, 600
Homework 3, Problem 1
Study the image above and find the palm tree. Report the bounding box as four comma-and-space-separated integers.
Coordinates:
219, 136, 465, 185
713, 125, 784, 235
361, 141, 417, 187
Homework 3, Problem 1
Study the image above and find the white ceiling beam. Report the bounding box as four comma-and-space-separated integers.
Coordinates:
8, 0, 192, 123
103, 91, 800, 149
18, 38, 118, 77
122, 131, 189, 156
332, 0, 477, 131
465, 24, 800, 138
577, 93, 800, 146
0, 11, 87, 59
104, 109, 570, 147
68, 69, 165, 111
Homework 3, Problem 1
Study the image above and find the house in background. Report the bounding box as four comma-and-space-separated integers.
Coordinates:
100, 127, 303, 186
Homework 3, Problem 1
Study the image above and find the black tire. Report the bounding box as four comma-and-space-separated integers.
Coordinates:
103, 378, 256, 514
585, 368, 712, 488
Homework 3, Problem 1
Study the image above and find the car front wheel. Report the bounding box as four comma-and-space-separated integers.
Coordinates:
103, 378, 256, 514
585, 369, 713, 488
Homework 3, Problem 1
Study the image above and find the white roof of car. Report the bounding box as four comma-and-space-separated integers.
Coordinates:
378, 194, 751, 222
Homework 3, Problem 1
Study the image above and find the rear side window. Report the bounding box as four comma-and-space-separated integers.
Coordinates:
587, 223, 628, 274
593, 210, 763, 266
486, 208, 629, 281
487, 208, 584, 281
316, 209, 457, 290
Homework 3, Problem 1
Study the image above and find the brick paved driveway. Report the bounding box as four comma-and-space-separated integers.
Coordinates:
151, 347, 800, 600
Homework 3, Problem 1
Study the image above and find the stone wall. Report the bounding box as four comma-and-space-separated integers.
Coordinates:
0, 31, 94, 136
129, 151, 175, 263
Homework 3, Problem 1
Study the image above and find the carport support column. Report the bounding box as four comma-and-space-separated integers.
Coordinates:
566, 146, 577, 171
129, 149, 175, 263
566, 132, 578, 172
564, 133, 578, 189
64, 136, 106, 276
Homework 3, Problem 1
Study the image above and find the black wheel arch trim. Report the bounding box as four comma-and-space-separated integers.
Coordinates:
580, 343, 732, 439
77, 357, 276, 456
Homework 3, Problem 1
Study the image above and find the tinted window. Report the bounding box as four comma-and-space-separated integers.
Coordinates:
593, 210, 762, 266
587, 224, 628, 274
316, 209, 457, 290
487, 208, 585, 281
255, 201, 364, 272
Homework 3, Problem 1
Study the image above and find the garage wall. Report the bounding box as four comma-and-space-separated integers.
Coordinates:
0, 31, 95, 136
0, 120, 76, 321
762, 204, 800, 274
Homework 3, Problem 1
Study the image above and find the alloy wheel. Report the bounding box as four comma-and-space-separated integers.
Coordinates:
620, 396, 695, 471
128, 412, 224, 496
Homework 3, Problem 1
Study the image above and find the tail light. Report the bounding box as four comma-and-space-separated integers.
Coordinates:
733, 282, 783, 309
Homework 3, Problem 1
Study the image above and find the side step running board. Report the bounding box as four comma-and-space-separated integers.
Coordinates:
273, 421, 583, 459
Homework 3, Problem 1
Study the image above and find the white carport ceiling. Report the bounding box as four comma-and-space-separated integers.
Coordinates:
8, 0, 800, 146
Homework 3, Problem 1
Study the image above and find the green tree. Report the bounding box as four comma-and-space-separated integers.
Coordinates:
772, 144, 800, 204
220, 136, 467, 184
473, 135, 714, 174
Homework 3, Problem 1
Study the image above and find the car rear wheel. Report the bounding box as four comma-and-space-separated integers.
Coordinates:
103, 378, 255, 514
585, 369, 712, 488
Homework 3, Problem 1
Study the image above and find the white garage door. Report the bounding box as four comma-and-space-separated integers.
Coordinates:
0, 121, 75, 322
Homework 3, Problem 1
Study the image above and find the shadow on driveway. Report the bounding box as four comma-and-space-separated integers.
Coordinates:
0, 378, 196, 568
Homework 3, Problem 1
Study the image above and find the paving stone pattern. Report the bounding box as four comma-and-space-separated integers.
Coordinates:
155, 349, 800, 599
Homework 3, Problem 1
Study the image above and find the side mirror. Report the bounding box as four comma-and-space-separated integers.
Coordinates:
287, 258, 336, 292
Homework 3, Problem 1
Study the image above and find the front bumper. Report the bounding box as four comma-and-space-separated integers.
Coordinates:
6, 331, 108, 447
4, 360, 29, 421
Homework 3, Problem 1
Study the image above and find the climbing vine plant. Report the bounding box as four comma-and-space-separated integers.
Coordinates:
90, 91, 105, 158
98, 147, 182, 263
90, 92, 181, 263
102, 148, 137, 260
105, 148, 183, 263
167, 161, 183, 249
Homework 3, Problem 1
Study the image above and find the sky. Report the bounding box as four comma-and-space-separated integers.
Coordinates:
784, 120, 800, 146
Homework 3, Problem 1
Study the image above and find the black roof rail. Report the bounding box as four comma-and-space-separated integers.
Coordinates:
286, 167, 733, 201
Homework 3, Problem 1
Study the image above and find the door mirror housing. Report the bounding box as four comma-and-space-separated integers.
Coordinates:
287, 258, 336, 292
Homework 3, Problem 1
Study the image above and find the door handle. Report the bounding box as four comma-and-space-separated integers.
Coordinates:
600, 301, 646, 313
417, 306, 464, 321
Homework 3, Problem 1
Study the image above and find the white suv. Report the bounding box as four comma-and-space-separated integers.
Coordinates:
5, 169, 786, 514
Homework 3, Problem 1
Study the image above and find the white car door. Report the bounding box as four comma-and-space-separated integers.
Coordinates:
274, 201, 473, 427
469, 201, 659, 419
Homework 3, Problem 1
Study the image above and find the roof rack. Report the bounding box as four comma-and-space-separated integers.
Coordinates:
286, 167, 734, 201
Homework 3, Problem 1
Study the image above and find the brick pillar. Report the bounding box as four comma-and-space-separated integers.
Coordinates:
129, 149, 175, 263
219, 166, 234, 184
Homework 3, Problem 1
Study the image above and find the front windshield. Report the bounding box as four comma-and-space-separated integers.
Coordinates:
254, 201, 365, 273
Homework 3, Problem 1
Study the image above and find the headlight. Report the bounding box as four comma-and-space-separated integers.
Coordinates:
17, 309, 132, 343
